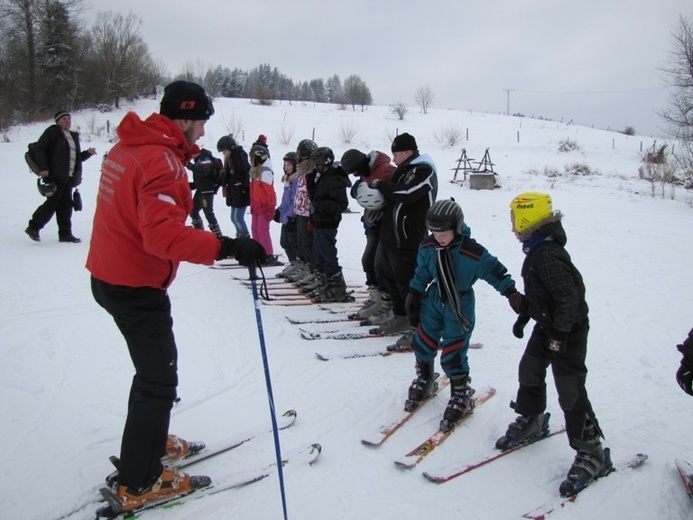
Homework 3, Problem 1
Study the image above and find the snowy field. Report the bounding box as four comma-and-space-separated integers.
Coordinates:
1, 97, 693, 520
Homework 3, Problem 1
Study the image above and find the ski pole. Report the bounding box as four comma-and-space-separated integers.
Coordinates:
248, 262, 289, 520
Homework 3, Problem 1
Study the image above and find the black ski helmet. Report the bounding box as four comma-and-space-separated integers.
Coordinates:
426, 198, 464, 234
282, 151, 297, 164
37, 178, 57, 197
310, 147, 334, 170
216, 135, 237, 152
340, 149, 369, 176
296, 139, 318, 163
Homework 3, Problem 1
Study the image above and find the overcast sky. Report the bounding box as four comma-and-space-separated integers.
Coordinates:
85, 0, 692, 137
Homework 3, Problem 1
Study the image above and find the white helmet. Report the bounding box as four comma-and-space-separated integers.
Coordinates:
356, 180, 385, 210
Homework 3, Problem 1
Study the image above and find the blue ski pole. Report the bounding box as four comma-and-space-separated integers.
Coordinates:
248, 262, 289, 520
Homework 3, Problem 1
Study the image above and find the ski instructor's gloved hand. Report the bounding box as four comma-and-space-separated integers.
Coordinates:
217, 236, 266, 266
405, 290, 423, 327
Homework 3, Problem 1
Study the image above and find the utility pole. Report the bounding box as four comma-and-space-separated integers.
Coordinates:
502, 88, 514, 116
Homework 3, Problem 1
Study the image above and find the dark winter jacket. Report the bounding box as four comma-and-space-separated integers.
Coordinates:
518, 218, 589, 340
376, 153, 438, 250
34, 124, 91, 185
306, 164, 351, 229
189, 149, 222, 193
222, 147, 250, 208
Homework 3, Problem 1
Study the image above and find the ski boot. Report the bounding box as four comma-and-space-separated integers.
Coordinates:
387, 328, 415, 352
191, 218, 204, 230
351, 287, 382, 319
363, 297, 394, 325
277, 261, 302, 279
312, 271, 355, 303
299, 272, 326, 293
404, 359, 438, 412
208, 222, 222, 238
161, 434, 205, 465
439, 374, 475, 432
495, 410, 551, 451
372, 315, 410, 335
100, 467, 211, 516
559, 427, 613, 497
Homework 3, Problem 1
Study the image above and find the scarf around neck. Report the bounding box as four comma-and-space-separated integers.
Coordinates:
435, 243, 471, 332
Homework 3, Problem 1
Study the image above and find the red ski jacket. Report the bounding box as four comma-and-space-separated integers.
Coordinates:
86, 112, 221, 289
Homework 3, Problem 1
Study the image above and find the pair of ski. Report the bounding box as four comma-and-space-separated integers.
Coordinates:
315, 342, 483, 361
361, 376, 497, 468
57, 410, 321, 519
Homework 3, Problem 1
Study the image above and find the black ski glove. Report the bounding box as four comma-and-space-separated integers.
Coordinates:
512, 315, 531, 339
405, 290, 423, 327
676, 329, 693, 396
217, 236, 266, 266
504, 287, 526, 315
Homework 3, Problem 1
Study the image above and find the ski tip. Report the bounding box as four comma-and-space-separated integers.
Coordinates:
422, 471, 442, 484
469, 342, 484, 349
283, 409, 298, 418
315, 352, 330, 361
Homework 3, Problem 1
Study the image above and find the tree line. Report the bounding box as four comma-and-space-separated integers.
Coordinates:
0, 0, 373, 131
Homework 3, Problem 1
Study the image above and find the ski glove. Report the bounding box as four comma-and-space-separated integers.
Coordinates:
676, 330, 693, 396
405, 290, 423, 327
512, 315, 531, 339
217, 236, 267, 266
505, 287, 526, 315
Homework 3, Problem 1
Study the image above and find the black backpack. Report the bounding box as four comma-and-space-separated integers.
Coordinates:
25, 142, 40, 175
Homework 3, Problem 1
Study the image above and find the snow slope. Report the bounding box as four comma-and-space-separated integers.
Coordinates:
1, 98, 692, 520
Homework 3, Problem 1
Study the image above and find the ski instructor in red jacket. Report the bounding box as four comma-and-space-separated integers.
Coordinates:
86, 81, 265, 514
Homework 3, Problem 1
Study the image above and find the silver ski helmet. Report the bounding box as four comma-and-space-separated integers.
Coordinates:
355, 180, 385, 210
426, 198, 464, 233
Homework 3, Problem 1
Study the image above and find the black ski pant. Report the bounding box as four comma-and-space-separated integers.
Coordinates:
190, 191, 219, 229
361, 227, 383, 289
513, 323, 601, 448
377, 244, 418, 316
91, 277, 178, 489
28, 182, 74, 237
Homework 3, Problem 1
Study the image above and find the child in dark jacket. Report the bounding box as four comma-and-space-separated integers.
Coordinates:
404, 199, 517, 433
302, 146, 352, 303
188, 148, 222, 237
500, 191, 611, 498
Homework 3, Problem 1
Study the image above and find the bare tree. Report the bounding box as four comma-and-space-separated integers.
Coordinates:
659, 14, 693, 187
343, 74, 372, 111
390, 102, 408, 120
415, 84, 433, 114
91, 11, 153, 108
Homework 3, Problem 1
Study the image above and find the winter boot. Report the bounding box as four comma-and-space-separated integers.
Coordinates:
25, 226, 40, 242
261, 254, 283, 267
191, 218, 204, 230
161, 435, 206, 465
559, 423, 612, 497
374, 315, 410, 335
110, 467, 211, 514
208, 222, 222, 238
387, 328, 415, 352
404, 358, 438, 412
364, 296, 394, 325
495, 410, 550, 451
440, 374, 476, 432
355, 287, 383, 319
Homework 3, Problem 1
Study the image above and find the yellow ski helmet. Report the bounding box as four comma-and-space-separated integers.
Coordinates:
510, 192, 553, 232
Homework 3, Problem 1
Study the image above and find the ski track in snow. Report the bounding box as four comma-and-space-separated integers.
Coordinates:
1, 98, 692, 519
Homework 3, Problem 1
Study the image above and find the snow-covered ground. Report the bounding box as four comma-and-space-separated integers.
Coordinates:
1, 98, 692, 520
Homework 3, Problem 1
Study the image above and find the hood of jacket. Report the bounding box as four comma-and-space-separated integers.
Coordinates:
117, 112, 193, 164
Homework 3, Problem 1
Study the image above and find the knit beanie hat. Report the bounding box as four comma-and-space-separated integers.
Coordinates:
54, 111, 70, 122
160, 81, 214, 121
391, 132, 417, 153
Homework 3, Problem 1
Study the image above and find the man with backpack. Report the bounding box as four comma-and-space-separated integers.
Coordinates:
25, 111, 97, 243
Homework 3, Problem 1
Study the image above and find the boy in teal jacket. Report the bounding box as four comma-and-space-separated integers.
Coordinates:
405, 199, 518, 432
